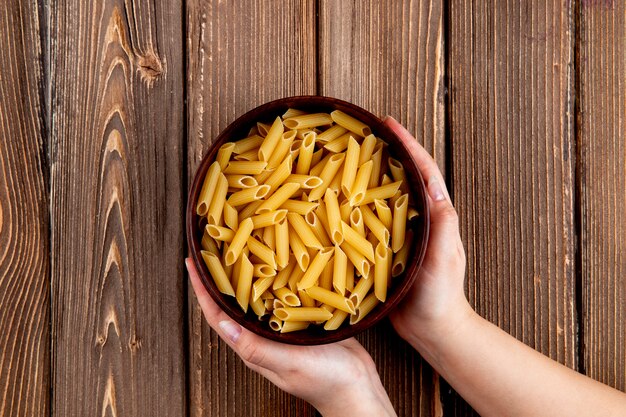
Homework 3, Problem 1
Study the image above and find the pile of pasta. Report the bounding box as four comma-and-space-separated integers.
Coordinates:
196, 109, 418, 333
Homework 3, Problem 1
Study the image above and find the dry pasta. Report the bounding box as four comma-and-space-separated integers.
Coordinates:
195, 108, 419, 333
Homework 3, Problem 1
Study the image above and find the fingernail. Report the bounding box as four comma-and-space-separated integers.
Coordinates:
383, 115, 397, 124
428, 176, 446, 201
219, 320, 242, 343
185, 258, 192, 269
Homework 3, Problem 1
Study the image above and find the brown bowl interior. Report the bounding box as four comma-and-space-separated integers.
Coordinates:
187, 96, 430, 345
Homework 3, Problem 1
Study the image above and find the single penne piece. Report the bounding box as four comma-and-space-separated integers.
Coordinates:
341, 241, 371, 278
201, 232, 220, 255
274, 307, 333, 322
297, 248, 334, 290
197, 161, 221, 216
223, 202, 239, 231
280, 200, 319, 216
350, 292, 380, 325
207, 173, 229, 225
308, 153, 345, 201
253, 264, 276, 279
223, 160, 268, 175
273, 287, 301, 307
264, 155, 293, 193
333, 245, 348, 294
295, 129, 314, 140
288, 264, 306, 292
288, 224, 310, 271
324, 188, 343, 244
305, 286, 355, 314
224, 218, 254, 265
258, 116, 284, 161
280, 321, 309, 333
267, 130, 296, 170
274, 218, 290, 269
247, 236, 277, 269
273, 299, 286, 310
357, 134, 377, 166
341, 221, 376, 263
287, 212, 324, 249
360, 204, 390, 246
360, 181, 402, 206
324, 132, 353, 153
317, 124, 347, 143
298, 289, 317, 307
381, 174, 393, 186
392, 229, 413, 277
340, 136, 360, 197
263, 226, 275, 251
349, 275, 374, 308
283, 113, 333, 130
348, 160, 374, 206
407, 207, 419, 220
230, 247, 242, 288
305, 211, 333, 247
314, 202, 333, 240
295, 131, 316, 174
346, 260, 355, 292
227, 184, 270, 207
234, 148, 259, 161
282, 108, 307, 119
388, 157, 410, 194
252, 275, 275, 301
330, 110, 371, 137
201, 250, 235, 296
374, 199, 393, 230
368, 144, 384, 188
250, 210, 288, 229
269, 315, 283, 332
310, 148, 325, 167
216, 142, 236, 170
286, 174, 323, 189
206, 224, 235, 243
255, 168, 275, 185
273, 258, 296, 289
392, 194, 409, 253
328, 165, 343, 194
265, 299, 275, 311
309, 154, 332, 179
319, 256, 334, 290
233, 135, 264, 154
256, 183, 300, 214
222, 243, 233, 282
350, 207, 366, 237
324, 309, 349, 330
225, 174, 258, 189
257, 121, 271, 137
249, 293, 267, 319
239, 200, 263, 220
235, 253, 254, 312
374, 243, 390, 302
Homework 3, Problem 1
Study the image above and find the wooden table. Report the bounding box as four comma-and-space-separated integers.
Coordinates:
1, 0, 624, 415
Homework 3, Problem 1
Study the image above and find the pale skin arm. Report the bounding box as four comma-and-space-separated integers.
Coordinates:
385, 116, 626, 417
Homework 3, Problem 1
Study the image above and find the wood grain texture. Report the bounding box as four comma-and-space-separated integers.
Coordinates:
578, 0, 626, 392
185, 1, 317, 415
448, 0, 577, 414
49, 0, 186, 415
319, 1, 445, 415
0, 1, 50, 416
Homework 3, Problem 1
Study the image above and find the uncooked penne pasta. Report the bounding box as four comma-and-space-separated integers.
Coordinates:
247, 236, 277, 269
360, 181, 402, 206
256, 182, 299, 214
319, 257, 334, 290
280, 200, 319, 216
273, 258, 295, 289
330, 110, 371, 137
197, 161, 221, 216
350, 207, 365, 237
360, 204, 390, 246
310, 148, 325, 168
305, 286, 355, 314
223, 202, 238, 231
341, 221, 376, 263
349, 160, 373, 206
287, 263, 306, 292
287, 212, 323, 249
341, 241, 371, 278
267, 130, 296, 170
341, 136, 360, 197
274, 307, 333, 322
374, 243, 390, 302
233, 135, 264, 154
201, 250, 235, 296
374, 199, 393, 231
297, 248, 334, 290
250, 210, 288, 229
283, 113, 333, 130
253, 264, 276, 279
324, 132, 352, 153
207, 173, 228, 225
324, 188, 343, 244
227, 185, 270, 207
298, 289, 317, 307
239, 200, 263, 220
262, 226, 275, 251
269, 315, 283, 331
309, 153, 331, 177
223, 160, 268, 175
282, 108, 307, 119
349, 275, 374, 308
264, 155, 293, 193
316, 124, 347, 143
235, 253, 253, 311
296, 132, 316, 175
369, 144, 383, 188
226, 174, 258, 189
388, 157, 409, 194
305, 212, 333, 247
333, 245, 348, 294
392, 229, 413, 277
274, 219, 290, 269
280, 321, 309, 333
324, 309, 349, 330
339, 199, 351, 223
350, 292, 380, 325
392, 194, 409, 253
206, 224, 234, 243
224, 218, 253, 265
249, 293, 267, 318
407, 207, 419, 220
357, 134, 377, 166
286, 174, 323, 189
216, 142, 236, 170
258, 117, 284, 161
288, 225, 310, 271
274, 287, 301, 307
201, 232, 220, 255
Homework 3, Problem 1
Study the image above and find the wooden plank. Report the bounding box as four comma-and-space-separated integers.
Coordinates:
319, 1, 445, 415
578, 0, 626, 392
447, 0, 577, 414
0, 1, 50, 416
49, 0, 186, 415
185, 1, 317, 415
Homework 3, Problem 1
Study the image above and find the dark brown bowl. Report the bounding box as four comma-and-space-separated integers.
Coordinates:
187, 96, 430, 345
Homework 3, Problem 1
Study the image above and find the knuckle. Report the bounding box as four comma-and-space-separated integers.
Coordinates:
238, 342, 266, 367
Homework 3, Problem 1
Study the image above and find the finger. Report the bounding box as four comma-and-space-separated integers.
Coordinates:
383, 115, 450, 200
423, 188, 465, 267
185, 258, 303, 372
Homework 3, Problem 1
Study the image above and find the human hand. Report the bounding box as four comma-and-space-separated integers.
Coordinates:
185, 258, 396, 417
383, 117, 475, 351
